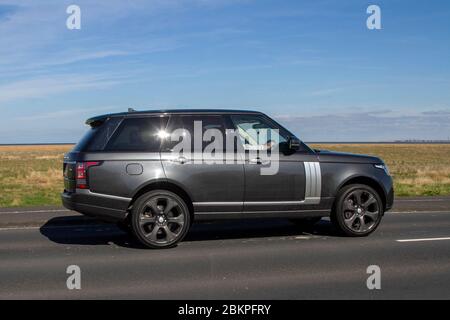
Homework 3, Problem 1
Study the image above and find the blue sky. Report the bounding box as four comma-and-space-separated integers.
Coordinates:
0, 0, 449, 142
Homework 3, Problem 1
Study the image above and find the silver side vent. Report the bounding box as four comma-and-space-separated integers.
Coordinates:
304, 162, 321, 204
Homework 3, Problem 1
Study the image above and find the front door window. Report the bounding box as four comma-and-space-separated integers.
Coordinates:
230, 115, 289, 152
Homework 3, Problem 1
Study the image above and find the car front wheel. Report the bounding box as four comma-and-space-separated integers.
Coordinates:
331, 184, 383, 236
131, 190, 191, 248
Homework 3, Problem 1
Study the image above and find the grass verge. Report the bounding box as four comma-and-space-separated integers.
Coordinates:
0, 144, 449, 207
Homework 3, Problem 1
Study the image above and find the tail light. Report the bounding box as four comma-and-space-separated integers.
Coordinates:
76, 162, 100, 189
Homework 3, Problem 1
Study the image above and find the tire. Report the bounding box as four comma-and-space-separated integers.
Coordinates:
131, 190, 191, 248
331, 184, 383, 237
290, 217, 322, 227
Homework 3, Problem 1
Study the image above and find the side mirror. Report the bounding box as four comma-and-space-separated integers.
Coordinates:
288, 137, 301, 151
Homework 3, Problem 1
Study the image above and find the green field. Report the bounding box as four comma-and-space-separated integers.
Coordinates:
0, 144, 449, 207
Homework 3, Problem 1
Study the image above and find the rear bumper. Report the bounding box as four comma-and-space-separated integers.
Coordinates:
61, 190, 129, 222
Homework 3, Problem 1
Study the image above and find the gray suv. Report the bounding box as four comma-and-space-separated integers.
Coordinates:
62, 109, 394, 248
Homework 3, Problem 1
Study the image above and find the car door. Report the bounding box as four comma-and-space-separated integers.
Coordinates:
160, 114, 245, 214
229, 114, 320, 212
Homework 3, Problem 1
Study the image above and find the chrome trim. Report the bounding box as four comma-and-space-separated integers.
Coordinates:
195, 211, 241, 214
194, 199, 320, 206
303, 197, 321, 205
304, 162, 321, 204
244, 201, 304, 205
194, 201, 304, 206
76, 189, 132, 201
193, 202, 243, 206
195, 209, 329, 215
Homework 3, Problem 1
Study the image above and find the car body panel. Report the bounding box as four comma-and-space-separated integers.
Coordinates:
161, 152, 245, 213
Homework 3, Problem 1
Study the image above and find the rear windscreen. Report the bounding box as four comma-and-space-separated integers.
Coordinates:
72, 117, 122, 152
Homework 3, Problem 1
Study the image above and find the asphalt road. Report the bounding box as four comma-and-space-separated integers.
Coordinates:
0, 199, 449, 299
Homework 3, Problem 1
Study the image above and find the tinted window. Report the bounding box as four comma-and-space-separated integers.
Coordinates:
230, 114, 311, 153
73, 117, 122, 152
162, 115, 226, 152
104, 117, 169, 152
230, 115, 289, 151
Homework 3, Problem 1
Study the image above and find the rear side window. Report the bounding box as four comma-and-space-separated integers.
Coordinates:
162, 115, 227, 152
104, 117, 169, 152
73, 117, 122, 152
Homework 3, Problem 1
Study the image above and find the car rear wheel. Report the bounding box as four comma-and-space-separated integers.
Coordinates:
131, 190, 191, 248
331, 184, 383, 236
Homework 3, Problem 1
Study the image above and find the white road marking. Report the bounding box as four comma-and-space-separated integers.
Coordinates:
0, 209, 70, 215
0, 224, 110, 231
396, 237, 450, 243
395, 199, 446, 202
389, 210, 450, 214
0, 226, 41, 231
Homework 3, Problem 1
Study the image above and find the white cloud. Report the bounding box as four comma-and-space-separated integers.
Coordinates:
0, 1, 187, 75
274, 109, 450, 141
16, 105, 120, 121
0, 74, 122, 103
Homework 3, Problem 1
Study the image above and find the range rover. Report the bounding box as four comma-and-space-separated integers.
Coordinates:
62, 109, 394, 248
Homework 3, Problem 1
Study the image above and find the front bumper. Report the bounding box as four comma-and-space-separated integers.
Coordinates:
384, 176, 394, 211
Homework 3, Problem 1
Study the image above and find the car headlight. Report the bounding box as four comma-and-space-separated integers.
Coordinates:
374, 164, 390, 176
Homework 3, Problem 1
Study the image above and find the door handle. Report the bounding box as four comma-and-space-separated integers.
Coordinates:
173, 156, 188, 164
249, 157, 269, 165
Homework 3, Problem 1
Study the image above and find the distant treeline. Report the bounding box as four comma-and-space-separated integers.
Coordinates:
0, 143, 76, 146
307, 141, 450, 144
1, 141, 450, 146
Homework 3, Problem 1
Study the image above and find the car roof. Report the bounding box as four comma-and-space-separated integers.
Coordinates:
86, 109, 264, 125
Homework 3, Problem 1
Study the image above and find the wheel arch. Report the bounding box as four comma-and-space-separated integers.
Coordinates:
127, 180, 194, 221
336, 175, 387, 211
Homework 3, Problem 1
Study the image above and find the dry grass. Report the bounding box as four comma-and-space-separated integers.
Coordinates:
0, 144, 449, 207
0, 145, 72, 207
311, 144, 450, 196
